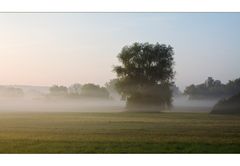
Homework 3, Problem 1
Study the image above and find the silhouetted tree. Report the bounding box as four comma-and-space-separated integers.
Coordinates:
114, 42, 175, 110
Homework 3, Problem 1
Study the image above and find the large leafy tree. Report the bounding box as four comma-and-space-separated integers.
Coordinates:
114, 42, 175, 110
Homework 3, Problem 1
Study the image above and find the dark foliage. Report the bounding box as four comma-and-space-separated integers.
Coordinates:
184, 77, 240, 100
113, 42, 175, 110
211, 92, 240, 114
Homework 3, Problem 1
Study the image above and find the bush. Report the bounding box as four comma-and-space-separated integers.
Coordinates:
211, 93, 240, 114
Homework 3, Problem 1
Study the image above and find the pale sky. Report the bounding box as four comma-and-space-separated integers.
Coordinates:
0, 13, 240, 90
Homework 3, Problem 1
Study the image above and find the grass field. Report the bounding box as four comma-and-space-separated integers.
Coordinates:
0, 111, 240, 153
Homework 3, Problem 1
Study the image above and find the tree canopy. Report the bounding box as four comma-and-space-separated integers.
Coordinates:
114, 42, 175, 110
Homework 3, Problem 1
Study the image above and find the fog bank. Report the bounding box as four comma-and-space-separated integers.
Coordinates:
0, 85, 221, 113
0, 98, 126, 112
172, 96, 219, 113
0, 96, 220, 113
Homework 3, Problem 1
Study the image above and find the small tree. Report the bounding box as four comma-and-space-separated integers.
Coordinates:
114, 42, 175, 110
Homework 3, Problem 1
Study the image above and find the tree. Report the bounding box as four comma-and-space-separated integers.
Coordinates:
81, 83, 109, 99
105, 79, 121, 99
49, 85, 68, 97
68, 83, 82, 95
113, 42, 175, 110
171, 84, 182, 97
105, 79, 118, 92
184, 77, 240, 100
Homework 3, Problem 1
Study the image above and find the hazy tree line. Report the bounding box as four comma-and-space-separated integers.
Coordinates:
184, 77, 240, 100
0, 83, 110, 100
48, 83, 110, 99
0, 86, 24, 98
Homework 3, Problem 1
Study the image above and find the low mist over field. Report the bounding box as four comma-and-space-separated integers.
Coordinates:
172, 96, 218, 113
0, 85, 125, 112
0, 98, 125, 112
0, 84, 220, 113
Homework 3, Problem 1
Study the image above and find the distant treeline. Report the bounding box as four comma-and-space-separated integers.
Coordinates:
0, 86, 24, 98
184, 77, 240, 100
48, 83, 110, 99
0, 83, 111, 100
0, 80, 182, 101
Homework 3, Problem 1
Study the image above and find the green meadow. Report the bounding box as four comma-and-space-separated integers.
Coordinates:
0, 111, 239, 153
